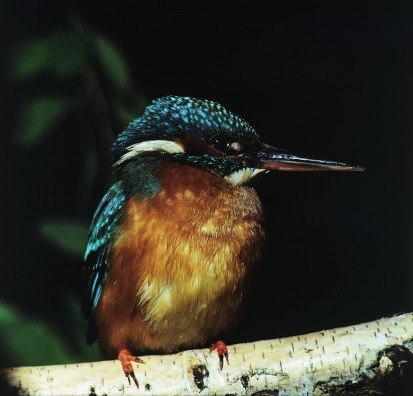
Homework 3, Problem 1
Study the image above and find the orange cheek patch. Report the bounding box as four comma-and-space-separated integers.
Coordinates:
175, 133, 221, 156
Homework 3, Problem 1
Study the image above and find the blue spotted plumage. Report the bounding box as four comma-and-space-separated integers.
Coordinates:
83, 181, 125, 319
111, 96, 259, 165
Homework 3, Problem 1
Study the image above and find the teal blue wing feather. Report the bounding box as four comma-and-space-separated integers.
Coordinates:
82, 181, 125, 321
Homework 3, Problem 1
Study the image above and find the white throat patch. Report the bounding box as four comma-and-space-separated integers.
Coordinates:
115, 140, 184, 166
224, 168, 267, 186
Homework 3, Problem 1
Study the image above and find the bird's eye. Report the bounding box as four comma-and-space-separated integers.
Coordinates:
211, 136, 243, 154
228, 142, 242, 152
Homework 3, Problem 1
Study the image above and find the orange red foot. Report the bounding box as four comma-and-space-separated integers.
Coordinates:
210, 340, 229, 370
118, 348, 145, 388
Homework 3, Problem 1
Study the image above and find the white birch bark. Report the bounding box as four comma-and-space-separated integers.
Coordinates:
1, 313, 412, 395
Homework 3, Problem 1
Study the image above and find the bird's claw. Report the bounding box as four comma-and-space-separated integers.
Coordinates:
128, 371, 139, 388
118, 348, 145, 388
210, 340, 229, 370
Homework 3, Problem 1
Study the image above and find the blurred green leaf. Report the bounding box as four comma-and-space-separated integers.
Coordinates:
0, 300, 73, 365
10, 31, 86, 80
114, 100, 142, 125
94, 36, 131, 92
113, 92, 148, 126
39, 219, 89, 258
0, 298, 101, 366
16, 96, 81, 146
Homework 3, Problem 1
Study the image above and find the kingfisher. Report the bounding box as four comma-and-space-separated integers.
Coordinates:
82, 96, 362, 386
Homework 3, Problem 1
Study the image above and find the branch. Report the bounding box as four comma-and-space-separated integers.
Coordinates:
2, 313, 413, 395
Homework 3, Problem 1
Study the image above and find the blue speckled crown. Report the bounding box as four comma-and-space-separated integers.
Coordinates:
111, 96, 258, 163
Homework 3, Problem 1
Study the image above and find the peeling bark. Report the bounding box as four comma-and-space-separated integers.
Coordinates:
1, 313, 413, 395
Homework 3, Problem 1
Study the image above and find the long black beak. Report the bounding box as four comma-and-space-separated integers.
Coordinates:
257, 145, 364, 172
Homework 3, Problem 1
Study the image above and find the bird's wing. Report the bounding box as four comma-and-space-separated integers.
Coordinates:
82, 181, 125, 321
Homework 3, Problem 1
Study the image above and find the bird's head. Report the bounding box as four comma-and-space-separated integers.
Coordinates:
112, 96, 363, 186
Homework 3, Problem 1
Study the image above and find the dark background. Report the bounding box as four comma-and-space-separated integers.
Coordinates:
2, 0, 412, 378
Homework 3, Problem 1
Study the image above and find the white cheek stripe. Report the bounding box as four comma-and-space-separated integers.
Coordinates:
225, 168, 267, 186
115, 140, 185, 166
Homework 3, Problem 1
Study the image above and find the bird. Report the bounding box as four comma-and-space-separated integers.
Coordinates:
82, 96, 362, 386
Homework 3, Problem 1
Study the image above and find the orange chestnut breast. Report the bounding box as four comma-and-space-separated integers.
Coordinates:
95, 162, 265, 355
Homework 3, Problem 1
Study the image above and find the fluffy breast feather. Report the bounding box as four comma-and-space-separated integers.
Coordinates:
96, 163, 265, 355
